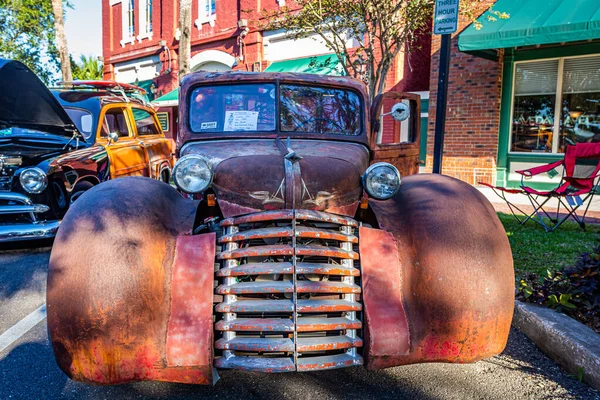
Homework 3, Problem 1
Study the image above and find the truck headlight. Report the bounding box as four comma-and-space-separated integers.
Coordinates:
362, 162, 401, 200
173, 155, 213, 194
19, 167, 48, 194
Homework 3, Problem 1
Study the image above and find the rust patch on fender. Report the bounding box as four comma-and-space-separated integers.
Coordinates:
166, 233, 216, 368
367, 174, 514, 367
360, 226, 410, 368
47, 177, 213, 385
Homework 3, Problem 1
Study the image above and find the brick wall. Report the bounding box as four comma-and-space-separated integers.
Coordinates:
426, 1, 502, 185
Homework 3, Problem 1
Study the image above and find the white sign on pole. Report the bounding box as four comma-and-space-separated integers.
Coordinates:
434, 0, 460, 35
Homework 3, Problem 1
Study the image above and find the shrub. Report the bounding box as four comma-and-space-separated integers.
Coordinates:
517, 246, 600, 334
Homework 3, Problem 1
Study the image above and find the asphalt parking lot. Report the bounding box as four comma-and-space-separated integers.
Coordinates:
1, 243, 599, 400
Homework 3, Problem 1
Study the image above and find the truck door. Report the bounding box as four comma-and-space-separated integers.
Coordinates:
370, 92, 421, 177
97, 106, 149, 178
131, 107, 173, 181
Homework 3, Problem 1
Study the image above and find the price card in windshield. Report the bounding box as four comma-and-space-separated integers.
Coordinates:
434, 0, 459, 35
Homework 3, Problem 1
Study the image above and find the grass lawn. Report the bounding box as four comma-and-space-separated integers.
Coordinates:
497, 212, 600, 279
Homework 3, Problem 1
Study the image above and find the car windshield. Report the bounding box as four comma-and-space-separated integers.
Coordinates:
189, 83, 362, 135
64, 107, 94, 140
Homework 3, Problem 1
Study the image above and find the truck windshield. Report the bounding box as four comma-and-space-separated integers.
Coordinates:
189, 83, 362, 135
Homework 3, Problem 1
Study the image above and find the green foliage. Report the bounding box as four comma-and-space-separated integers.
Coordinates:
71, 54, 103, 81
258, 0, 498, 100
0, 0, 71, 83
498, 212, 600, 277
516, 246, 600, 334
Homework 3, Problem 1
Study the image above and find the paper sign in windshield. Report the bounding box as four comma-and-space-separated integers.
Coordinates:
224, 111, 259, 131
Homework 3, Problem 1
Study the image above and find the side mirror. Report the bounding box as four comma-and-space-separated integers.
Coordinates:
387, 102, 410, 122
107, 131, 119, 145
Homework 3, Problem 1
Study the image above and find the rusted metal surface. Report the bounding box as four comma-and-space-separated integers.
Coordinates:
178, 72, 371, 148
295, 262, 360, 276
295, 209, 359, 226
47, 177, 214, 384
216, 198, 261, 219
221, 209, 294, 226
219, 226, 357, 244
296, 354, 363, 371
215, 299, 294, 313
214, 356, 295, 372
216, 262, 293, 277
194, 140, 368, 217
219, 226, 294, 243
218, 244, 294, 259
216, 318, 294, 332
367, 173, 514, 368
216, 281, 293, 294
295, 245, 359, 260
214, 261, 361, 277
297, 317, 362, 332
215, 338, 294, 352
360, 226, 411, 366
296, 281, 361, 294
166, 233, 215, 368
296, 299, 362, 312
297, 336, 363, 352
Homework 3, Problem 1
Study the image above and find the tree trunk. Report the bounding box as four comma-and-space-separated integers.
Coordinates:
52, 0, 72, 82
178, 0, 192, 82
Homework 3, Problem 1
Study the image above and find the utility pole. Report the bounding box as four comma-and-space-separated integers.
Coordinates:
432, 0, 459, 174
178, 0, 192, 82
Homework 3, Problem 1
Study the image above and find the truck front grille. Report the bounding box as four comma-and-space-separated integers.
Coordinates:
214, 210, 363, 372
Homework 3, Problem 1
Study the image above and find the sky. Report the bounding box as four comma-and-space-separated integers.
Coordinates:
65, 0, 103, 59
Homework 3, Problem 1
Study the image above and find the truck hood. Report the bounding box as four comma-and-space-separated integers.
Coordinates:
181, 139, 370, 217
0, 59, 78, 137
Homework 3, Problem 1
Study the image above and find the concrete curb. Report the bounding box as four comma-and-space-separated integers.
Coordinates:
512, 301, 600, 390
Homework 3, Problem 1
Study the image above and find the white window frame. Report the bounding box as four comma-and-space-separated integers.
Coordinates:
195, 0, 216, 30
508, 53, 600, 155
137, 0, 153, 42
120, 0, 136, 47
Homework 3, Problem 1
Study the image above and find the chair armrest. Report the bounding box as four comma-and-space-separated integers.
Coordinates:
516, 160, 564, 177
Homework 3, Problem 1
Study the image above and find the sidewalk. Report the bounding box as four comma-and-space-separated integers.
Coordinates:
478, 187, 600, 225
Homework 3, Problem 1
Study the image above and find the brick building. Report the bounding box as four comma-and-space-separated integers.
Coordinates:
427, 0, 600, 188
101, 0, 431, 142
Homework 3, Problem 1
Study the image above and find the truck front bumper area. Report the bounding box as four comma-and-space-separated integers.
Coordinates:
0, 192, 60, 242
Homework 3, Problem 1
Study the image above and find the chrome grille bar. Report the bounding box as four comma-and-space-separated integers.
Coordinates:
214, 210, 363, 372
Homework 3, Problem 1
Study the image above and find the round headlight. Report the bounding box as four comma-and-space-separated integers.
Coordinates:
362, 162, 401, 200
19, 167, 48, 194
173, 155, 213, 194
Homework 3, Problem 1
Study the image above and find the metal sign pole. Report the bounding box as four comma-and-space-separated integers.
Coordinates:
432, 34, 451, 174
432, 0, 459, 174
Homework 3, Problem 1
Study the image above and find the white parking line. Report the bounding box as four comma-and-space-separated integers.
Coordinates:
0, 304, 47, 354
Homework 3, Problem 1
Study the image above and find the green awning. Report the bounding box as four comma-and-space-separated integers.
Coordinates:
265, 54, 345, 76
459, 0, 600, 53
152, 88, 179, 107
135, 79, 155, 101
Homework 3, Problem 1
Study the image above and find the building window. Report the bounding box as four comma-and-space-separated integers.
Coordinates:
195, 0, 216, 29
138, 0, 153, 41
121, 0, 135, 46
510, 54, 600, 154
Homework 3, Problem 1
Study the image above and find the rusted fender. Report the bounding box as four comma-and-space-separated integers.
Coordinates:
362, 173, 514, 369
47, 177, 216, 385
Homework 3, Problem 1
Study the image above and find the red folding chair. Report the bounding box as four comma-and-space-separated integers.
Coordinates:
480, 143, 600, 232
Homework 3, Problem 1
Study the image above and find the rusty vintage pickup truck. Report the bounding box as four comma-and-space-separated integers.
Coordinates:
47, 72, 514, 384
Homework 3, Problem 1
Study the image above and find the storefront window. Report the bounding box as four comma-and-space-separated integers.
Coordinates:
511, 60, 558, 153
559, 55, 600, 151
510, 54, 600, 154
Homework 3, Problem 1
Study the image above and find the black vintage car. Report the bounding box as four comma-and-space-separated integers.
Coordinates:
0, 59, 110, 242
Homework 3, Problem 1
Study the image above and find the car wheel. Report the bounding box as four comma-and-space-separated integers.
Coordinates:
69, 181, 94, 205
